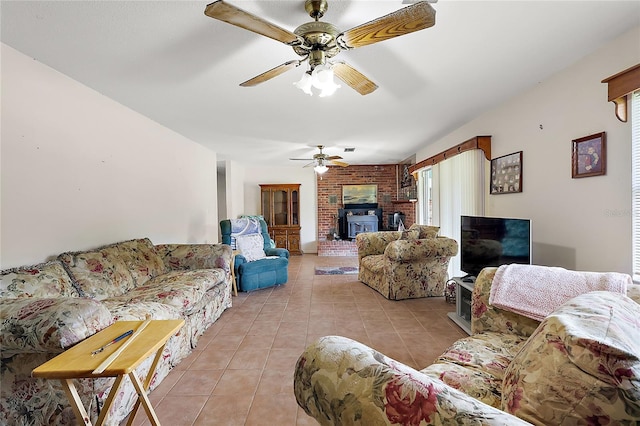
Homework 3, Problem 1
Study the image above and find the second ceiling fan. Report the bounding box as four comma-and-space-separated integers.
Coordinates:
290, 145, 348, 173
204, 0, 436, 95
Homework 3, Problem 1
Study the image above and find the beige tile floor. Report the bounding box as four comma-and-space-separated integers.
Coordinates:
125, 254, 466, 425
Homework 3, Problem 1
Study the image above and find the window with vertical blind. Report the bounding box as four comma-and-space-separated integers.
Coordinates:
418, 150, 485, 276
632, 90, 640, 282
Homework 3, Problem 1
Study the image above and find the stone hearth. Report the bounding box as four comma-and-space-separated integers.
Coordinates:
317, 240, 358, 257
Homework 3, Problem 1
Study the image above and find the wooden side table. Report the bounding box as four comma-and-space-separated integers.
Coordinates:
230, 249, 239, 296
32, 319, 184, 426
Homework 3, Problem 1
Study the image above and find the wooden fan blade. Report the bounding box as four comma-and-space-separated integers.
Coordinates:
290, 158, 314, 161
332, 62, 378, 95
329, 160, 349, 167
326, 155, 343, 161
240, 60, 301, 87
205, 0, 301, 46
337, 1, 435, 49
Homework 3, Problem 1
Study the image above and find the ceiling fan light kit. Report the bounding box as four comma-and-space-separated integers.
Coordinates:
204, 0, 436, 96
290, 145, 349, 173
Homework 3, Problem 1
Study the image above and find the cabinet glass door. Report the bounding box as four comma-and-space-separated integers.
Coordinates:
273, 190, 288, 225
261, 191, 271, 226
291, 189, 299, 225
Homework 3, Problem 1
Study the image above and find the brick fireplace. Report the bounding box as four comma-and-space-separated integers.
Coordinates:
317, 164, 416, 256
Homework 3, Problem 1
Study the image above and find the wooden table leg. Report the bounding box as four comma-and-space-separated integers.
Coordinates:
129, 372, 161, 425
126, 342, 167, 426
60, 379, 92, 426
95, 374, 126, 426
231, 250, 239, 296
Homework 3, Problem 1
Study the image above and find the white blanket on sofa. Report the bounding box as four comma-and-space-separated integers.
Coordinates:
489, 264, 630, 321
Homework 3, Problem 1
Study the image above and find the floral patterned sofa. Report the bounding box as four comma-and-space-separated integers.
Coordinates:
0, 238, 233, 426
355, 225, 458, 300
294, 267, 640, 425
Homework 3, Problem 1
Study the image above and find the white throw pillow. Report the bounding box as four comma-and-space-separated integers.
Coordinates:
235, 234, 267, 262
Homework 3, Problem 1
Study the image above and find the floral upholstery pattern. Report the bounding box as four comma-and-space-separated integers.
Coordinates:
1, 260, 80, 298
294, 335, 531, 426
0, 297, 113, 355
409, 224, 440, 239
156, 243, 231, 274
356, 231, 458, 300
422, 332, 528, 408
108, 238, 167, 286
1, 238, 233, 426
501, 291, 640, 425
58, 246, 136, 300
471, 268, 540, 337
295, 267, 640, 426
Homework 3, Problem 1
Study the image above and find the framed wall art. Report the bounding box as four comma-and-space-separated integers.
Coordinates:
491, 151, 523, 194
572, 132, 606, 178
342, 184, 377, 204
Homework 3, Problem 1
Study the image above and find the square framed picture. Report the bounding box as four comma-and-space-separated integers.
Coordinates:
572, 132, 606, 178
491, 151, 523, 194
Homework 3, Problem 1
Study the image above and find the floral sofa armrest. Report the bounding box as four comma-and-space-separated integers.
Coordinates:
384, 236, 458, 262
356, 231, 403, 261
156, 243, 232, 275
0, 297, 113, 356
471, 267, 540, 337
294, 336, 530, 426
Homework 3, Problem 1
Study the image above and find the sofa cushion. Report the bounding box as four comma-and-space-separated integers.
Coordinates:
0, 297, 113, 354
102, 299, 182, 321
58, 246, 135, 300
0, 260, 79, 298
110, 238, 166, 286
157, 244, 230, 271
397, 229, 419, 240
501, 291, 640, 425
236, 234, 267, 262
112, 269, 224, 315
409, 224, 440, 239
422, 332, 528, 408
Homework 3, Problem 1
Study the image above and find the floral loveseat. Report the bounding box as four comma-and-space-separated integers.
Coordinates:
295, 267, 640, 425
0, 238, 232, 426
355, 225, 458, 300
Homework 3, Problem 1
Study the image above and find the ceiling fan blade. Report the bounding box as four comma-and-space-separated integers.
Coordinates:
332, 62, 378, 95
290, 158, 314, 161
240, 60, 302, 87
326, 155, 343, 161
329, 160, 349, 167
204, 0, 302, 46
337, 1, 435, 50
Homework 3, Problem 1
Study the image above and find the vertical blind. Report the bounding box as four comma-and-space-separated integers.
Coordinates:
632, 90, 640, 282
434, 150, 486, 276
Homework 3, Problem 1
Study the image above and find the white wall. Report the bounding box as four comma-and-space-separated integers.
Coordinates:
416, 27, 640, 274
1, 44, 219, 268
242, 166, 318, 253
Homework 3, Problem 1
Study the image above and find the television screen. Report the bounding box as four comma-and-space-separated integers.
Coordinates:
460, 215, 531, 278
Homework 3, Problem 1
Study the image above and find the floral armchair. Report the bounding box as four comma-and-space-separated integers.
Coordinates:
355, 224, 458, 300
294, 267, 640, 425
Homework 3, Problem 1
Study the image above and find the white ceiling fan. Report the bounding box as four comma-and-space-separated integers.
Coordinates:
289, 145, 348, 174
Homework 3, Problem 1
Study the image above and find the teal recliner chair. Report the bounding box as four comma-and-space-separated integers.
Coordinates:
220, 218, 289, 292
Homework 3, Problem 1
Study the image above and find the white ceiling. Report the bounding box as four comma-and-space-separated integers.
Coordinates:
2, 1, 639, 167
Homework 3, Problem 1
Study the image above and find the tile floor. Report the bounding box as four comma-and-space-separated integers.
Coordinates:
125, 254, 467, 425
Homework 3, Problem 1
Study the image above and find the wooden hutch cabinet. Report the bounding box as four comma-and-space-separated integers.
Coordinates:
259, 184, 302, 255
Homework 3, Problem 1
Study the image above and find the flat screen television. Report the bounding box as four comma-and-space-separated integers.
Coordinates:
460, 215, 531, 278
